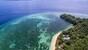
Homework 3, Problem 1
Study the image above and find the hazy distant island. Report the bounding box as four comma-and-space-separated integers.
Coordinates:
55, 14, 88, 50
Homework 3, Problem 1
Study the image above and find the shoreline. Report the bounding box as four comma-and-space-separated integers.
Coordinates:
49, 31, 62, 50
49, 25, 73, 50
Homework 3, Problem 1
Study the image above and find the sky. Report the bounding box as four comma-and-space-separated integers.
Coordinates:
0, 0, 88, 24
0, 0, 88, 14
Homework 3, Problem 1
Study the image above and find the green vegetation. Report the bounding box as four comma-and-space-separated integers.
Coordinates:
60, 14, 82, 25
60, 14, 88, 50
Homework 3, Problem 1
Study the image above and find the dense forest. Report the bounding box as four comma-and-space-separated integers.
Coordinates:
59, 14, 88, 50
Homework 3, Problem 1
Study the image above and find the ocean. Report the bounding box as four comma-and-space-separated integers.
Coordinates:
0, 1, 88, 25
0, 12, 71, 50
0, 1, 88, 50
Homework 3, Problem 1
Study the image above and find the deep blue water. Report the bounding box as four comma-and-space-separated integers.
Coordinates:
0, 9, 62, 25
0, 1, 88, 25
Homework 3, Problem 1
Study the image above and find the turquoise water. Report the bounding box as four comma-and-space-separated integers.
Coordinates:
0, 13, 70, 50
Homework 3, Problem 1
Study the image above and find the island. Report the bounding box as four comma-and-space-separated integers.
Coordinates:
54, 14, 88, 50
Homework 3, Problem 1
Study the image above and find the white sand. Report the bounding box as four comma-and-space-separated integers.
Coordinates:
49, 25, 73, 50
49, 31, 62, 50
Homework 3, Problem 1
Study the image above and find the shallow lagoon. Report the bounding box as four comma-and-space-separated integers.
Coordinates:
0, 13, 70, 50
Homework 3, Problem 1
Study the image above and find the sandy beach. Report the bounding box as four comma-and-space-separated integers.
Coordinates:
49, 25, 73, 50
49, 31, 62, 50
